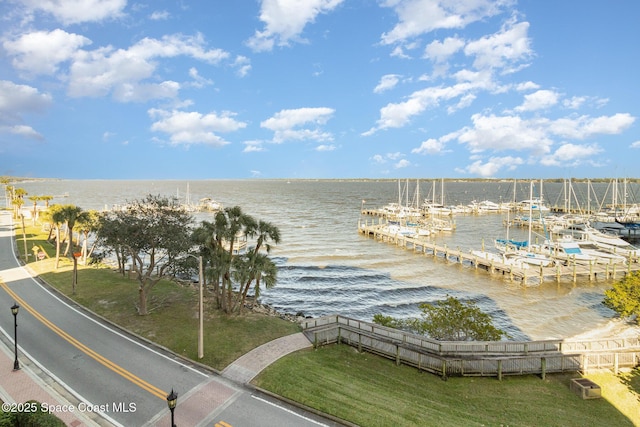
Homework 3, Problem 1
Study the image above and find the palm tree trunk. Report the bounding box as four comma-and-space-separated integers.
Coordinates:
55, 227, 61, 269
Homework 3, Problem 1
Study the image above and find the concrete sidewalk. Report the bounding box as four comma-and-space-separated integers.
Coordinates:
221, 332, 313, 384
0, 332, 110, 426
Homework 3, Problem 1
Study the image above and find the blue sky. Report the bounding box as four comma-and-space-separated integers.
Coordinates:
1, 0, 638, 179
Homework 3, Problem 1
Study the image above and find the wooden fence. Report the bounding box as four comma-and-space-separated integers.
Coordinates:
302, 315, 640, 380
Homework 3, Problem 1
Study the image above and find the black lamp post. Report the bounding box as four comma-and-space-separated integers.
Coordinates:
166, 388, 177, 427
11, 303, 19, 370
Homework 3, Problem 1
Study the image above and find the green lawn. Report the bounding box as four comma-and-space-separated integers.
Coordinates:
254, 344, 640, 427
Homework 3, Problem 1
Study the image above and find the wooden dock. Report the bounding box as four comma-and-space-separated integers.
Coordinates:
358, 220, 640, 286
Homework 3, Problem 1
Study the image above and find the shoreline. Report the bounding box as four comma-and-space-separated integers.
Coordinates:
567, 316, 640, 340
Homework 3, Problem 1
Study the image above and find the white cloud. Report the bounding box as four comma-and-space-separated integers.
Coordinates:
462, 156, 523, 177
243, 140, 266, 152
0, 80, 52, 139
563, 96, 587, 110
150, 10, 170, 21
20, 0, 126, 25
394, 159, 411, 168
364, 82, 476, 134
148, 109, 247, 146
548, 113, 635, 139
187, 68, 213, 88
366, 20, 532, 135
380, 0, 511, 45
630, 141, 640, 149
1, 124, 44, 140
261, 107, 335, 143
3, 29, 91, 76
67, 33, 229, 101
451, 112, 635, 172
411, 138, 446, 155
515, 81, 539, 91
515, 89, 559, 112
246, 0, 345, 52
540, 143, 603, 167
464, 20, 532, 72
371, 152, 408, 165
371, 154, 385, 163
374, 74, 402, 94
316, 144, 336, 151
457, 114, 553, 154
424, 36, 465, 63
233, 56, 252, 77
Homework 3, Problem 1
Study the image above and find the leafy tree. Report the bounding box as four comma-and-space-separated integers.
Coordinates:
98, 195, 193, 315
373, 295, 505, 341
372, 314, 404, 329
604, 272, 640, 324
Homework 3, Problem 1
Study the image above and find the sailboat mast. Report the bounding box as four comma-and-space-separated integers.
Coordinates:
528, 180, 533, 248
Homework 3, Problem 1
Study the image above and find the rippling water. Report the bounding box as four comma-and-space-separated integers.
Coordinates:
13, 179, 639, 341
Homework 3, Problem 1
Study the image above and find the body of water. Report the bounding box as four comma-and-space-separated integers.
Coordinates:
12, 179, 640, 341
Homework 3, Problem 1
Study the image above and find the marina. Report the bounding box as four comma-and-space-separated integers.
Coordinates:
359, 179, 640, 286
358, 219, 640, 286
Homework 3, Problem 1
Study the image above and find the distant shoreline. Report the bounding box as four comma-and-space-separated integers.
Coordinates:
5, 176, 640, 184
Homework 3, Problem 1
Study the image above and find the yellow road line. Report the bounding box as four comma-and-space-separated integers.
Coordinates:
1, 281, 168, 400
216, 421, 233, 427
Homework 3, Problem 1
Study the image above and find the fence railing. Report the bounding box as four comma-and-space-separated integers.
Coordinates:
301, 315, 640, 379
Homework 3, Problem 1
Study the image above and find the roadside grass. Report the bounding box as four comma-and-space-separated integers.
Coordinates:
254, 344, 640, 427
11, 219, 640, 426
14, 223, 300, 370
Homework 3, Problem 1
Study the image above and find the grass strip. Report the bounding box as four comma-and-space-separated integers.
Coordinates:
254, 344, 639, 426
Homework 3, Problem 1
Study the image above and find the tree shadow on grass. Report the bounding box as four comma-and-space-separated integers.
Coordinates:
619, 367, 640, 402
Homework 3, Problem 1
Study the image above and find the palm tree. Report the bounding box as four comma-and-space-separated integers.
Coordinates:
11, 187, 27, 219
40, 195, 53, 208
0, 176, 11, 208
76, 210, 99, 264
28, 195, 41, 225
59, 205, 84, 257
49, 205, 66, 269
253, 220, 281, 253
237, 252, 277, 313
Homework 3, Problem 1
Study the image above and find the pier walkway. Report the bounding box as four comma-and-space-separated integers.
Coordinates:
358, 222, 640, 286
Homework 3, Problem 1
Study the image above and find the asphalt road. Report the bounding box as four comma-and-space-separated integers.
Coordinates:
0, 211, 340, 427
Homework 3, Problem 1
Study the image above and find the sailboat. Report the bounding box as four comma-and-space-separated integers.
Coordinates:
496, 180, 554, 267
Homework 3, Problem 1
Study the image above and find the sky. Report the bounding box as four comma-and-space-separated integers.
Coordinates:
0, 0, 639, 180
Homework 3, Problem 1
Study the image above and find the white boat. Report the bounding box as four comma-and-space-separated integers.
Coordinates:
574, 241, 627, 265
519, 198, 550, 212
421, 200, 452, 216
536, 237, 595, 264
197, 197, 224, 212
471, 250, 531, 269
469, 200, 509, 213
557, 223, 639, 258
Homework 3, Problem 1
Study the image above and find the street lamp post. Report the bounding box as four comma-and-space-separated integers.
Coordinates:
185, 254, 204, 359
197, 255, 203, 359
11, 303, 19, 370
166, 389, 178, 427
